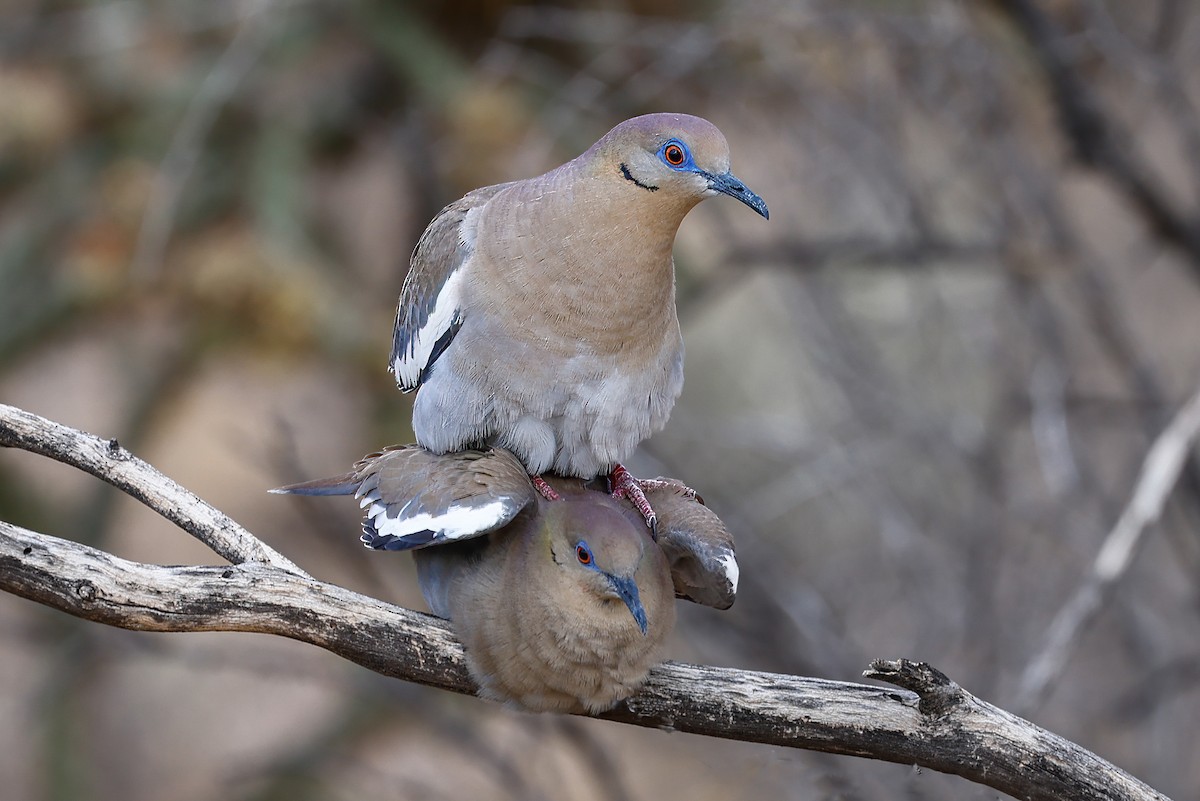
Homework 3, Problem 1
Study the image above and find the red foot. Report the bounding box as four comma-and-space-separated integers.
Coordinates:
609, 464, 660, 539
531, 474, 562, 501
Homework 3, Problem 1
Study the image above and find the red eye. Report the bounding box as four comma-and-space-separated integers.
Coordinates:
664, 143, 685, 166
575, 544, 592, 565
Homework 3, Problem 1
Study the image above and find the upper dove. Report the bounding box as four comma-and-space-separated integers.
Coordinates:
389, 113, 768, 528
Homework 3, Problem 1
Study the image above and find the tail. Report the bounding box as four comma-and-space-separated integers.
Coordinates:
268, 473, 359, 497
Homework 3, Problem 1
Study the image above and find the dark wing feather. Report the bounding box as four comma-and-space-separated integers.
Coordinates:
354, 445, 537, 551
390, 183, 515, 391
646, 481, 738, 609
273, 445, 537, 552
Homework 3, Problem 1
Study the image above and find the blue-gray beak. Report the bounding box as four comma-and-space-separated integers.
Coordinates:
607, 574, 648, 635
706, 170, 769, 220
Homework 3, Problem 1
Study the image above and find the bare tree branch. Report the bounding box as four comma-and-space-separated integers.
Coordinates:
0, 403, 304, 573
1017, 382, 1200, 709
0, 519, 468, 688
0, 404, 1172, 801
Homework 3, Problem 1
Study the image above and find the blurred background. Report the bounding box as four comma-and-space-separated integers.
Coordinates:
2, 0, 1199, 799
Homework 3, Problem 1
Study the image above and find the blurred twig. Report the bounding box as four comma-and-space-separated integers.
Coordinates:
1109, 652, 1200, 723
129, 0, 275, 282
0, 404, 1173, 801
1016, 382, 1200, 709
1080, 0, 1200, 202
988, 0, 1200, 270
727, 235, 1000, 271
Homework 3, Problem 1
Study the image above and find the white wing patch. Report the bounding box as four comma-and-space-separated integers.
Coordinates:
391, 266, 467, 390
717, 551, 739, 595
362, 496, 515, 546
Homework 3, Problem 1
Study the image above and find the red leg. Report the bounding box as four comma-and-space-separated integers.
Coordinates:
609, 464, 659, 538
531, 474, 562, 502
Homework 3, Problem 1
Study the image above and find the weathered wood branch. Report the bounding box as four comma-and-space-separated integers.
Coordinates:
0, 403, 304, 573
0, 404, 1171, 801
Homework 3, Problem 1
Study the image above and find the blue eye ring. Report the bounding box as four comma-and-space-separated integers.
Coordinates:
658, 139, 691, 169
575, 541, 594, 566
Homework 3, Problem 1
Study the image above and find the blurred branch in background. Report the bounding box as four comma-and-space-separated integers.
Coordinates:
1017, 382, 1200, 709
0, 404, 1173, 801
989, 0, 1200, 267
129, 0, 275, 283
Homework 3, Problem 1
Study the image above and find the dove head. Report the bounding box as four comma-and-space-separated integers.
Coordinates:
541, 497, 670, 637
588, 113, 769, 221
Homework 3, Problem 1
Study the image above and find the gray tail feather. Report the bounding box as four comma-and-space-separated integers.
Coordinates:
268, 473, 359, 497
413, 549, 457, 620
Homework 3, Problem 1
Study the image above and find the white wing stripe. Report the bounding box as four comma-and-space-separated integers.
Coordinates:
366, 498, 514, 543
392, 266, 466, 389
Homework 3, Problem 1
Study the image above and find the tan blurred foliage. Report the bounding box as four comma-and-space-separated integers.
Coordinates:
2, 1, 1200, 800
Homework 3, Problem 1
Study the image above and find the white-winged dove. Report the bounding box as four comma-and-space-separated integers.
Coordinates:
389, 113, 768, 529
273, 445, 736, 713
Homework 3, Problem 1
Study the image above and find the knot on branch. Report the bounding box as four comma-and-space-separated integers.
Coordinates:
863, 659, 964, 717
74, 580, 97, 602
